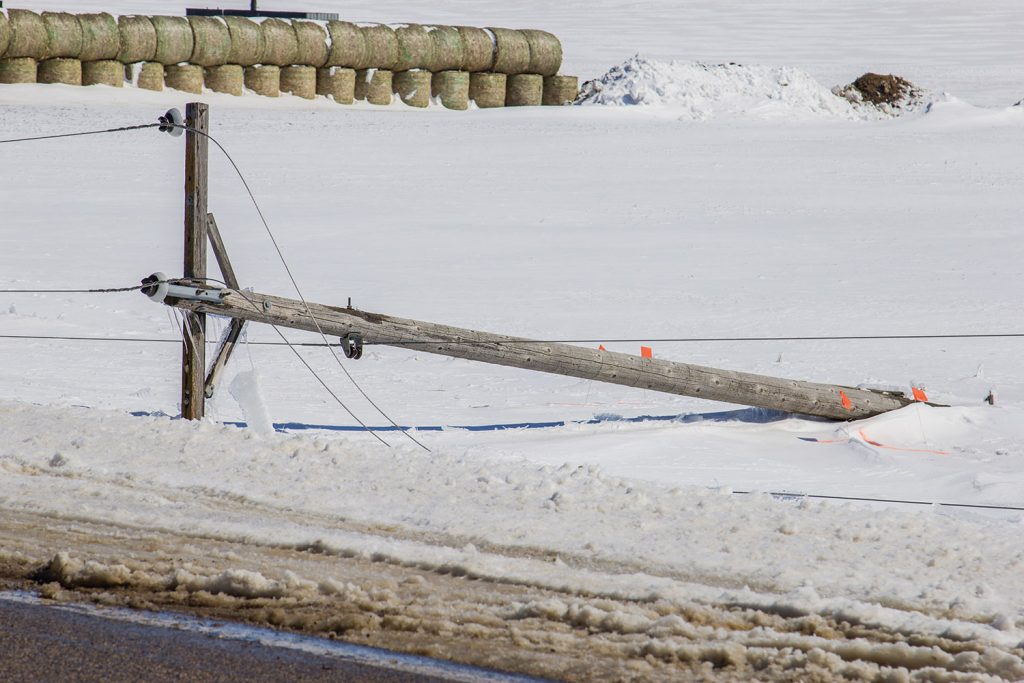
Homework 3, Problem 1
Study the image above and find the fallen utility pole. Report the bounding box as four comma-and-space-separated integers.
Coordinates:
155, 286, 913, 421
155, 102, 912, 423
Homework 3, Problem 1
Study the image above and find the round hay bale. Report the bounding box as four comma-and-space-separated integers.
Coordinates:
188, 16, 230, 67
316, 66, 355, 104
469, 72, 505, 108
354, 68, 392, 105
393, 24, 432, 72
542, 75, 578, 105
280, 64, 316, 99
6, 10, 48, 60
41, 12, 82, 59
38, 58, 81, 85
204, 64, 243, 95
164, 63, 203, 94
223, 16, 263, 67
78, 13, 119, 62
457, 26, 493, 72
427, 26, 463, 72
393, 69, 431, 108
431, 70, 469, 110
0, 12, 12, 59
520, 29, 562, 77
325, 21, 367, 69
258, 18, 297, 67
506, 73, 542, 106
488, 28, 530, 75
82, 59, 123, 87
136, 61, 164, 91
244, 64, 279, 97
0, 57, 37, 84
151, 16, 194, 66
116, 16, 156, 64
292, 20, 328, 67
359, 24, 398, 71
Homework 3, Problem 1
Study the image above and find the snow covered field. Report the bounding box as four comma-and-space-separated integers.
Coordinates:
3, 1, 1024, 680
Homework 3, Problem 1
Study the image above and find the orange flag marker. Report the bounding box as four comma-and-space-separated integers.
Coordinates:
640, 346, 652, 359
839, 390, 852, 410
598, 344, 607, 351
911, 386, 929, 402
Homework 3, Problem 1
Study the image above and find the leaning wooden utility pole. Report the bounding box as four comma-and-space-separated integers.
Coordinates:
158, 288, 914, 421
181, 102, 208, 420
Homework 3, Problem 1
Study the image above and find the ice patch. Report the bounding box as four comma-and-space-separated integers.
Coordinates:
229, 370, 274, 436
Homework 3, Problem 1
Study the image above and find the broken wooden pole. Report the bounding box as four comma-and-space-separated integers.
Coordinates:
203, 212, 246, 399
181, 101, 208, 419
161, 287, 913, 421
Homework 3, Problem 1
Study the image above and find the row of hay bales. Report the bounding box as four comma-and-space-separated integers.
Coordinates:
0, 10, 579, 108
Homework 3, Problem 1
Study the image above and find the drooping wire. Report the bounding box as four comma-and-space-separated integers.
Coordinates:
738, 489, 1024, 512
179, 125, 430, 452
0, 284, 151, 294
0, 123, 163, 145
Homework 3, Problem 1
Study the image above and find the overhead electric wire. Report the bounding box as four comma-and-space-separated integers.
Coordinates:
738, 489, 1024, 512
0, 122, 163, 145
174, 127, 430, 452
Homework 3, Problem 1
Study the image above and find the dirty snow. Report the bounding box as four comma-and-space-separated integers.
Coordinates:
3, 0, 1024, 680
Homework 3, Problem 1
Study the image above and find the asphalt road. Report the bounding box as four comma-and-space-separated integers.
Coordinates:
0, 598, 490, 683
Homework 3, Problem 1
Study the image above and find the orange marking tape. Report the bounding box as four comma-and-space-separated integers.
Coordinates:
911, 386, 929, 402
598, 344, 607, 351
839, 390, 852, 410
641, 346, 652, 359
857, 429, 948, 455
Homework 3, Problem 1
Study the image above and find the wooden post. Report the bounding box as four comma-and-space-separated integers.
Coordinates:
203, 212, 246, 399
165, 288, 915, 421
181, 102, 208, 419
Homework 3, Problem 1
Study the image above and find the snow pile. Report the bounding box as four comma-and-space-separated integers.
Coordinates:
576, 56, 927, 120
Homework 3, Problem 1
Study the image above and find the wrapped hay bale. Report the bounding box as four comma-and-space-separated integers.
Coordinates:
316, 66, 355, 104
38, 58, 81, 85
165, 63, 203, 94
205, 64, 243, 95
506, 73, 542, 106
427, 26, 463, 73
223, 16, 263, 66
0, 12, 11, 58
245, 64, 279, 97
354, 68, 392, 105
82, 59, 123, 87
431, 70, 469, 110
0, 57, 37, 84
360, 24, 398, 71
457, 26, 493, 72
488, 28, 529, 75
258, 18, 297, 67
326, 21, 367, 69
292, 20, 328, 67
393, 69, 431, 108
280, 64, 316, 99
135, 61, 164, 90
542, 75, 578, 105
6, 10, 48, 60
393, 24, 432, 72
78, 13, 119, 62
41, 11, 82, 59
151, 16, 194, 66
469, 72, 505, 108
188, 16, 231, 67
520, 29, 561, 77
117, 16, 156, 64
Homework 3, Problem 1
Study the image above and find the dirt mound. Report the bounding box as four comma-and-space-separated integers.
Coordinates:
832, 72, 925, 114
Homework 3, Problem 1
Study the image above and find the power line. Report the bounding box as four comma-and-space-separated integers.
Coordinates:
0, 284, 149, 294
185, 126, 430, 452
0, 122, 162, 145
738, 489, 1024, 512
